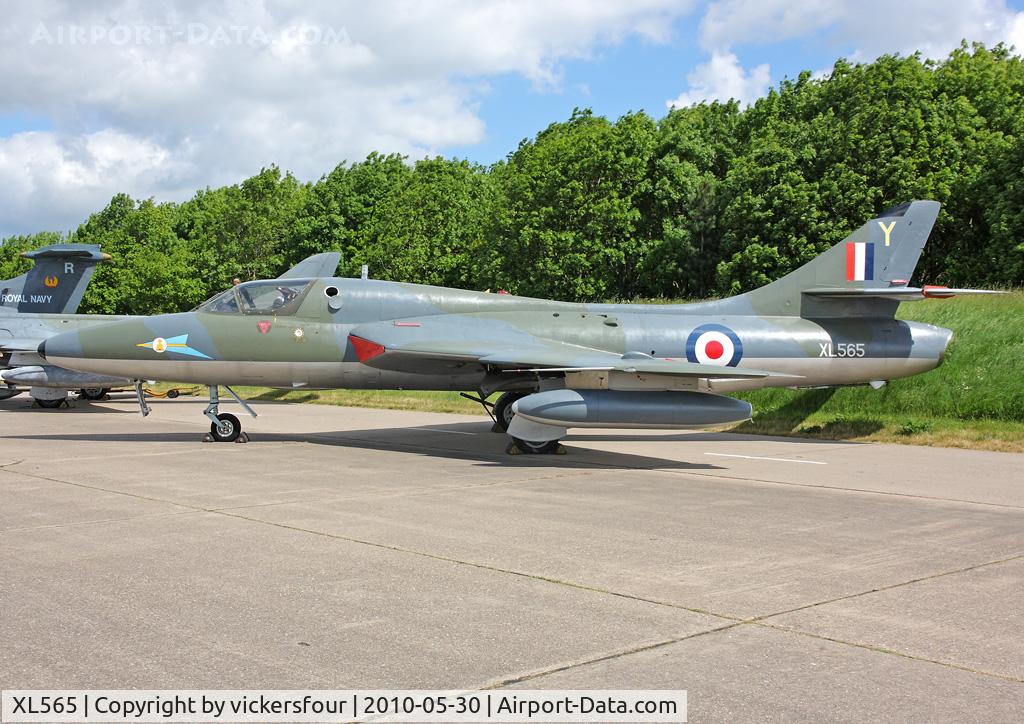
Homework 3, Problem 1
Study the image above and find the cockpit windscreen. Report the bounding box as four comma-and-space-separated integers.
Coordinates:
200, 280, 311, 315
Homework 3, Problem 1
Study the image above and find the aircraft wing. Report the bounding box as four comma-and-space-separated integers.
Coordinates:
278, 252, 341, 279
0, 337, 45, 352
348, 317, 782, 379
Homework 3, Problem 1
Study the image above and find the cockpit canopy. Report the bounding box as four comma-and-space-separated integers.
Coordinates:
199, 280, 312, 315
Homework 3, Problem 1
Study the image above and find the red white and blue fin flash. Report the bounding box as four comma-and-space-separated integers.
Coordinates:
846, 242, 875, 281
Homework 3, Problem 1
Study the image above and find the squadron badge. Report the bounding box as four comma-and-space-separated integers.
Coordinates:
137, 334, 212, 359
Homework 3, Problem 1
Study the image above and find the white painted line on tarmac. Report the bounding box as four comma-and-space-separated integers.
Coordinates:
416, 427, 478, 435
705, 452, 827, 465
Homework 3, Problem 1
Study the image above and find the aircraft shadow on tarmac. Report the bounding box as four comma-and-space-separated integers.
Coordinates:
103, 392, 874, 443
569, 430, 862, 445
4, 419, 730, 471
0, 397, 138, 413
730, 387, 885, 441
281, 423, 730, 470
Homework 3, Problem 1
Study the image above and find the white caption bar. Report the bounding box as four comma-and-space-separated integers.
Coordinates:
1, 690, 687, 723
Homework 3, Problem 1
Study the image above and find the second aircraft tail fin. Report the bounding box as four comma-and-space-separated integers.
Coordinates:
0, 244, 110, 314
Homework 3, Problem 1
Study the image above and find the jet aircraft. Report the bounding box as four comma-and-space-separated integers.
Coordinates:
1, 248, 341, 407
40, 201, 1000, 452
0, 243, 133, 405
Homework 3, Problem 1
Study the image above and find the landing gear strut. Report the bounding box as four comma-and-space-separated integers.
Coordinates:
202, 385, 257, 443
461, 390, 531, 433
464, 389, 566, 454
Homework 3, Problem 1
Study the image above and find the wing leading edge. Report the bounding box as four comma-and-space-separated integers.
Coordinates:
348, 317, 784, 380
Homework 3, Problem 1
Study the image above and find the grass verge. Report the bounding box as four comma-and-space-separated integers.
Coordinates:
736, 291, 1024, 451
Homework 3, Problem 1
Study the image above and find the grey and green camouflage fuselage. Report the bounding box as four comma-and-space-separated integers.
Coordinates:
40, 201, 977, 448
38, 278, 951, 392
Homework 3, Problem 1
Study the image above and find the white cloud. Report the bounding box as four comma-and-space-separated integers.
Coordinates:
698, 0, 1024, 60
0, 130, 186, 235
10, 0, 1023, 238
699, 0, 842, 52
666, 51, 770, 107
0, 0, 696, 236
1010, 13, 1024, 51
667, 0, 1024, 118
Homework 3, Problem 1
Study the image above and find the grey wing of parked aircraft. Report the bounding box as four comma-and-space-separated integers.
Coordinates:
0, 249, 341, 407
39, 201, 1003, 452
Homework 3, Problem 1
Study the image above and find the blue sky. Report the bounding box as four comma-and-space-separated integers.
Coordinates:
447, 22, 819, 163
0, 112, 52, 137
2, 0, 1024, 236
448, 35, 705, 162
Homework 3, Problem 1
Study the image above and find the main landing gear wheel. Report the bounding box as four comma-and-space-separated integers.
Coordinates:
509, 437, 564, 455
210, 413, 241, 442
493, 391, 528, 432
79, 387, 109, 400
201, 385, 256, 443
34, 397, 66, 409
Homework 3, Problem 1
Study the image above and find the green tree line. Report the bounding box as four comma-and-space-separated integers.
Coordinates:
2, 44, 1023, 314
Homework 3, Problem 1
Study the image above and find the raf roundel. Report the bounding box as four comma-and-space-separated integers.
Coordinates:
685, 324, 743, 367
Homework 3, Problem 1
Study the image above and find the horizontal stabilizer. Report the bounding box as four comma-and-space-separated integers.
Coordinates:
804, 285, 1006, 301
20, 245, 110, 262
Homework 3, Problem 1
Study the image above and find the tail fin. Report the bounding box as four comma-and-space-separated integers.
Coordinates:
0, 244, 110, 314
735, 200, 940, 318
278, 252, 341, 279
